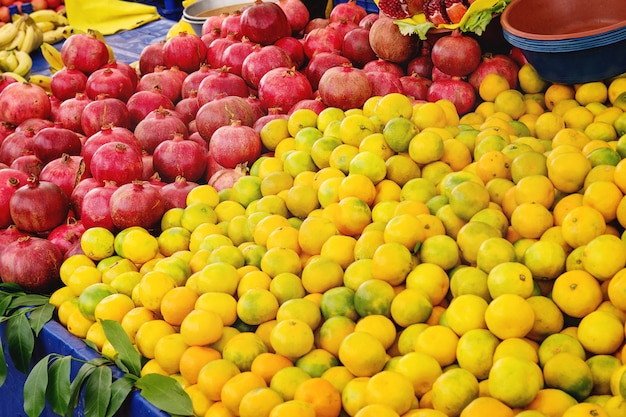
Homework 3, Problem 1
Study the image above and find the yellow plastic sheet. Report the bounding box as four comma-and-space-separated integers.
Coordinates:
65, 0, 161, 35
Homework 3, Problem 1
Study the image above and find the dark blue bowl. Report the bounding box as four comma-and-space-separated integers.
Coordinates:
501, 0, 626, 83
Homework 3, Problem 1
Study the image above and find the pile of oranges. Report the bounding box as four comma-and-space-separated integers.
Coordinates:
49, 66, 626, 417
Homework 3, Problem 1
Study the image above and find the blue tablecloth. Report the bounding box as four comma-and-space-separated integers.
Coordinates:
31, 17, 176, 76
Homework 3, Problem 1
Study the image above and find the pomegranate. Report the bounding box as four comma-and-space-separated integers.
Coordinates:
245, 95, 267, 120
368, 16, 418, 64
366, 70, 404, 96
39, 154, 86, 200
241, 44, 293, 89
139, 41, 166, 75
253, 108, 289, 134
47, 217, 85, 255
202, 12, 228, 36
424, 0, 469, 25
181, 64, 214, 99
288, 97, 327, 115
221, 9, 243, 40
277, 0, 310, 35
318, 64, 372, 111
197, 67, 250, 105
109, 181, 165, 231
431, 31, 482, 77
304, 17, 330, 34
16, 118, 54, 133
209, 120, 262, 169
342, 27, 377, 68
329, 0, 367, 24
134, 108, 189, 154
80, 181, 119, 231
221, 37, 258, 77
196, 95, 256, 142
0, 82, 52, 126
274, 36, 305, 70
206, 33, 238, 68
201, 28, 223, 49
160, 176, 199, 210
55, 93, 92, 134
103, 60, 139, 90
32, 122, 83, 164
0, 236, 64, 293
0, 169, 28, 228
9, 177, 69, 234
305, 51, 351, 90
303, 26, 344, 59
208, 164, 247, 191
80, 96, 131, 138
81, 125, 141, 176
468, 53, 520, 91
90, 142, 144, 185
61, 33, 110, 75
0, 129, 37, 166
427, 78, 476, 115
407, 53, 434, 79
152, 133, 207, 182
240, 0, 291, 45
70, 177, 102, 216
400, 73, 432, 100
258, 67, 313, 113
0, 74, 18, 94
50, 66, 88, 101
362, 58, 405, 77
175, 93, 200, 125
84, 67, 135, 102
359, 13, 380, 28
163, 31, 208, 73
126, 89, 176, 129
10, 153, 43, 178
137, 66, 184, 103
377, 0, 424, 19
0, 226, 29, 255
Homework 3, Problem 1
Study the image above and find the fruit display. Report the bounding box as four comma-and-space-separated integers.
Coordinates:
1, 0, 626, 416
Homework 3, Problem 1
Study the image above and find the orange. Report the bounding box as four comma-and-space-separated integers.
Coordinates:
237, 288, 279, 326
562, 402, 609, 417
484, 294, 535, 340
180, 309, 224, 347
460, 396, 514, 417
371, 242, 414, 286
608, 268, 626, 311
405, 263, 450, 306
526, 295, 565, 342
197, 358, 241, 401
269, 318, 315, 361
297, 215, 338, 255
439, 138, 473, 171
551, 269, 603, 318
269, 400, 316, 417
220, 371, 267, 415
514, 174, 555, 208
577, 310, 624, 355
488, 356, 544, 408
475, 237, 517, 274
301, 255, 344, 294
456, 221, 501, 265
364, 370, 415, 415
547, 149, 592, 193
196, 292, 238, 327
449, 181, 491, 222
120, 306, 157, 344
295, 348, 338, 378
338, 331, 388, 377
552, 192, 584, 226
179, 345, 221, 386
135, 319, 176, 360
582, 234, 626, 281
543, 352, 593, 401
445, 295, 488, 337
583, 180, 623, 223
354, 314, 397, 351
293, 377, 342, 417
510, 202, 554, 239
153, 333, 188, 375
487, 261, 535, 299
525, 388, 578, 417
383, 214, 425, 252
250, 352, 293, 385
260, 247, 302, 278
222, 331, 269, 372
159, 286, 198, 327
239, 387, 284, 417
431, 368, 479, 417
414, 325, 459, 368
354, 279, 396, 318
390, 288, 433, 328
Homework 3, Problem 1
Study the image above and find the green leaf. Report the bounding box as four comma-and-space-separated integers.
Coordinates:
84, 365, 112, 417
46, 356, 72, 416
0, 282, 26, 293
23, 354, 51, 417
28, 303, 55, 336
0, 340, 6, 388
135, 373, 194, 416
67, 361, 97, 416
9, 294, 51, 309
7, 312, 34, 374
105, 375, 135, 417
101, 320, 141, 377
0, 293, 13, 317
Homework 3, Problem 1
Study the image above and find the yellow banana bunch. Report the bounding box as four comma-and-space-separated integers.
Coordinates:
0, 14, 44, 55
0, 49, 33, 77
40, 41, 64, 73
28, 8, 70, 45
28, 74, 52, 93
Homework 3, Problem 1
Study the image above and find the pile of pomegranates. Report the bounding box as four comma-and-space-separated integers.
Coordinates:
0, 0, 524, 292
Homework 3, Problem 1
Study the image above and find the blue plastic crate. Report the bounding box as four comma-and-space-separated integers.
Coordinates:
333, 0, 380, 14
132, 0, 184, 20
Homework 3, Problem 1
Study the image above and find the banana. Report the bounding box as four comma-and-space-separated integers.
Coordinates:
0, 50, 18, 72
18, 22, 35, 53
42, 26, 66, 44
28, 74, 52, 92
62, 25, 85, 39
0, 22, 18, 47
1, 71, 27, 83
5, 29, 25, 52
29, 9, 68, 26
12, 50, 32, 77
40, 42, 64, 73
36, 21, 55, 33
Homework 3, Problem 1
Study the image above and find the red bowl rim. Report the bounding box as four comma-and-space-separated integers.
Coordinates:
501, 1, 626, 41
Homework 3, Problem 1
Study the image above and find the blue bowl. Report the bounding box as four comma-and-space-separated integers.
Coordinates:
501, 0, 626, 83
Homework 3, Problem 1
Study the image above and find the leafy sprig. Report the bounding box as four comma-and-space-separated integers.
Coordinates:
0, 283, 193, 417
